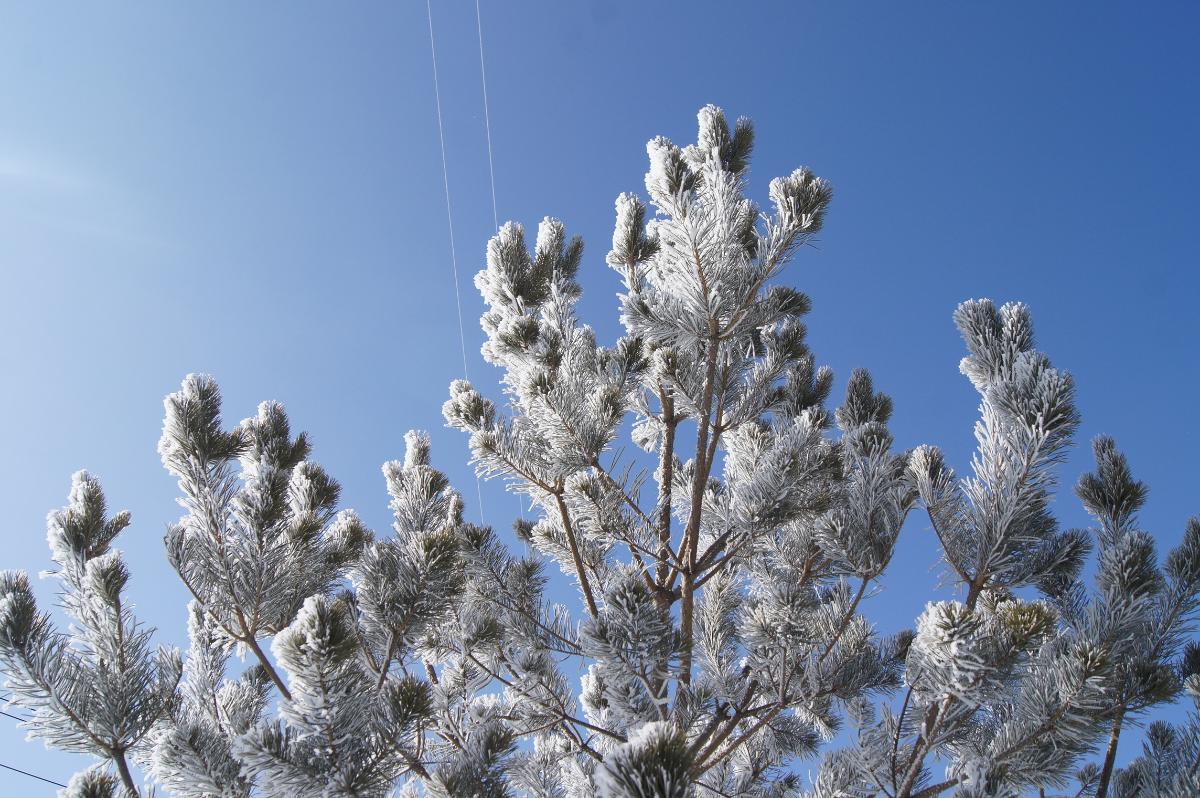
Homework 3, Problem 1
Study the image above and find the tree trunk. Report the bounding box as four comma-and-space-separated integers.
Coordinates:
1095, 705, 1126, 798
113, 749, 139, 797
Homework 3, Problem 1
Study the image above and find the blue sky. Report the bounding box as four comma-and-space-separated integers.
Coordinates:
1, 1, 1197, 791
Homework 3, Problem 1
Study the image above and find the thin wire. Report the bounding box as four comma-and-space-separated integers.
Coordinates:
0, 697, 64, 788
426, 0, 485, 522
475, 0, 525, 523
0, 693, 31, 722
475, 0, 499, 231
0, 762, 66, 788
425, 0, 470, 382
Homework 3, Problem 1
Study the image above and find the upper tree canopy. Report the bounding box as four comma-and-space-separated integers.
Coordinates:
1, 105, 1197, 798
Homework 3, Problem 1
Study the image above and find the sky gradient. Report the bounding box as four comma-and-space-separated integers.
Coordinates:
2, 1, 1198, 791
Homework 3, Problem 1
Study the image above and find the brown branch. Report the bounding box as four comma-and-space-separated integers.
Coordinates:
896, 578, 990, 796
689, 678, 759, 763
591, 458, 657, 532
375, 632, 397, 690
696, 662, 800, 776
12, 650, 108, 752
680, 330, 722, 686
554, 492, 599, 618
695, 702, 785, 776
1096, 704, 1126, 798
390, 742, 431, 781
891, 681, 917, 793
817, 578, 869, 664
177, 563, 293, 703
579, 475, 659, 593
113, 749, 139, 797
909, 779, 959, 798
463, 651, 616, 763
479, 440, 601, 619
467, 548, 582, 654
655, 389, 678, 592
926, 508, 971, 584
244, 634, 292, 702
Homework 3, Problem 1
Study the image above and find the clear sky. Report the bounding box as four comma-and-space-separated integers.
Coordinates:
1, 1, 1197, 792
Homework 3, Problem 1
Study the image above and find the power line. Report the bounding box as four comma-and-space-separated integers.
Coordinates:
425, 0, 470, 383
475, 1, 526, 523
0, 693, 31, 723
425, 0, 485, 523
475, 0, 499, 231
2, 694, 65, 789
0, 761, 66, 789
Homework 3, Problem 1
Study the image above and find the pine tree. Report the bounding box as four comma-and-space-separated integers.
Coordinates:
1, 105, 1197, 797
0, 472, 181, 796
1105, 644, 1200, 797
441, 105, 915, 797
1068, 446, 1200, 798
807, 306, 1200, 797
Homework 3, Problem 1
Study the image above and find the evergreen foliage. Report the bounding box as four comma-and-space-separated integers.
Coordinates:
0, 473, 181, 795
1, 106, 1196, 797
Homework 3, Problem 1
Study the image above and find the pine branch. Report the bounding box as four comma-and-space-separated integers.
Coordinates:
653, 389, 679, 592
113, 749, 139, 797
679, 330, 722, 687
1095, 706, 1124, 798
552, 493, 599, 618
464, 651, 614, 758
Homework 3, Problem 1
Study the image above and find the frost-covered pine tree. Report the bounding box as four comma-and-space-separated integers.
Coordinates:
1104, 644, 1200, 797
440, 105, 918, 797
2, 106, 1198, 797
809, 303, 1200, 797
152, 380, 461, 797
0, 472, 180, 796
1065, 445, 1200, 798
